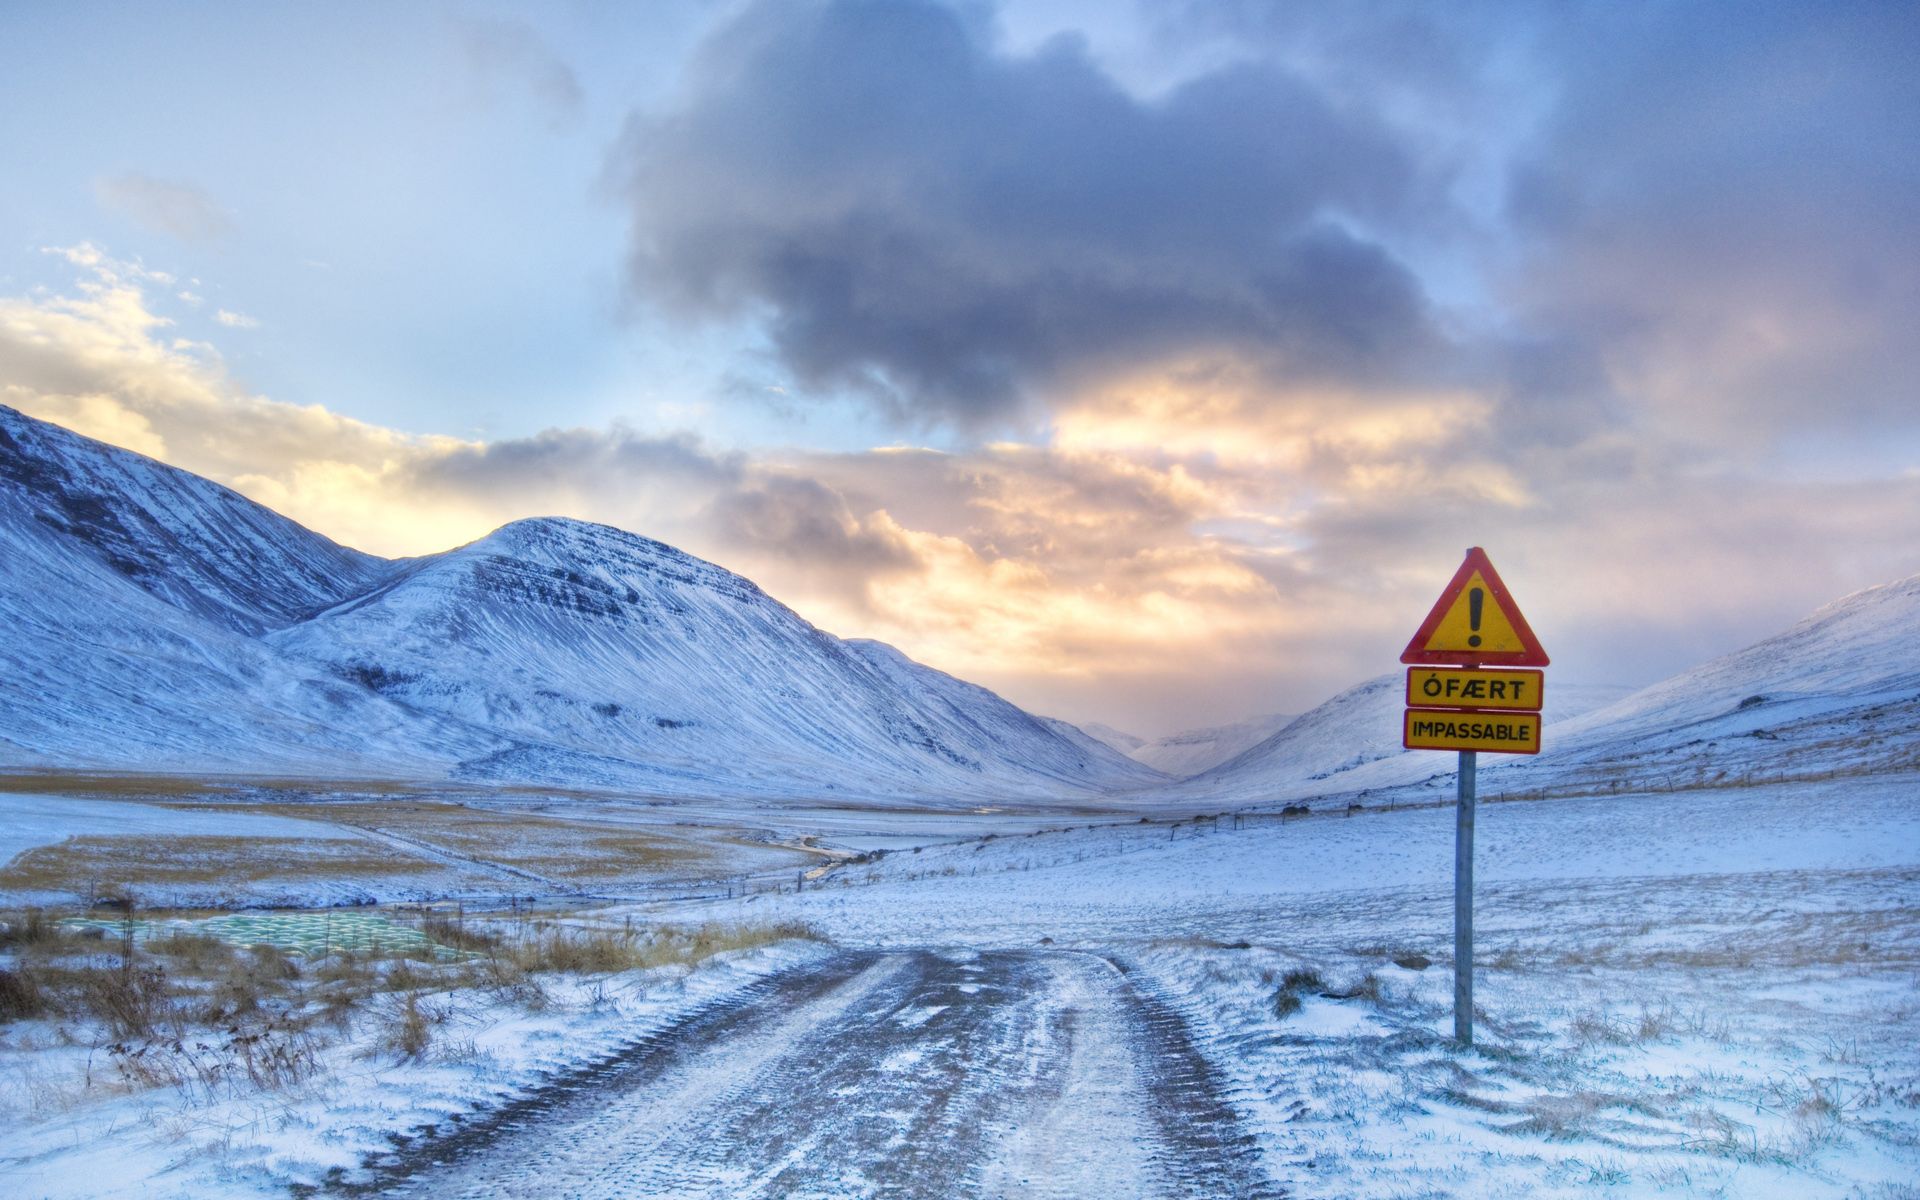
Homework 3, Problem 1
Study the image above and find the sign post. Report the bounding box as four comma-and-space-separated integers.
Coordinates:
1399, 547, 1548, 1048
1454, 749, 1475, 1046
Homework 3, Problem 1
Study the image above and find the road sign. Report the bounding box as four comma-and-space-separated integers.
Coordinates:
1406, 667, 1543, 712
1396, 548, 1551, 1048
1400, 547, 1549, 666
1403, 708, 1541, 754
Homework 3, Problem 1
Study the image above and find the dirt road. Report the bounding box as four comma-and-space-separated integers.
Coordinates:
326, 949, 1284, 1199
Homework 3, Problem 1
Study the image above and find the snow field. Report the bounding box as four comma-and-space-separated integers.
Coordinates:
662, 773, 1920, 1197
0, 916, 837, 1199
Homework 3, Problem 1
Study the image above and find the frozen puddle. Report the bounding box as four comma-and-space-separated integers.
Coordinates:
325, 949, 1285, 1199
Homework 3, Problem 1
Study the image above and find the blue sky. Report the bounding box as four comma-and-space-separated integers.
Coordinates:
2, 1, 1916, 735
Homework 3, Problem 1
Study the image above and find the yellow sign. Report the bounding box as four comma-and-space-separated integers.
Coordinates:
1403, 709, 1541, 754
1421, 570, 1525, 654
1400, 547, 1549, 667
1405, 668, 1543, 712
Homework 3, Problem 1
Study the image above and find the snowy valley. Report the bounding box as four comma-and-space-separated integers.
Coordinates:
1, 404, 1916, 1200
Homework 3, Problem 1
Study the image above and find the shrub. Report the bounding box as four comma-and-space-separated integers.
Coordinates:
1272, 967, 1327, 1019
382, 993, 433, 1062
420, 915, 501, 954
146, 931, 235, 973
81, 963, 171, 1039
0, 907, 61, 949
0, 966, 45, 1020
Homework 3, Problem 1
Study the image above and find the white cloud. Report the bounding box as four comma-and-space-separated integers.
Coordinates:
214, 309, 259, 329
94, 173, 233, 242
2, 247, 1917, 734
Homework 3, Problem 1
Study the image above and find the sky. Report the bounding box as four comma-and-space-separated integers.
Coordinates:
1, 0, 1916, 738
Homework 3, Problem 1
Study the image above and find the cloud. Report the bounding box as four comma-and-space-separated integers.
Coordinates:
95, 174, 233, 241
213, 309, 258, 329
1181, 1, 1920, 451
454, 16, 583, 124
8, 219, 1920, 736
612, 0, 1439, 428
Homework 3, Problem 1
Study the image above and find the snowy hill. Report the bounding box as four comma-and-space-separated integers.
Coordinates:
1130, 714, 1299, 778
1082, 723, 1145, 756
1183, 575, 1920, 804
1483, 572, 1920, 792
0, 407, 493, 776
1184, 674, 1631, 800
266, 519, 1161, 795
0, 406, 389, 634
1078, 714, 1301, 778
0, 405, 1155, 800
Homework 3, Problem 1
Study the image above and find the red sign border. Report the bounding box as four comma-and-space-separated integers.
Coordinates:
1404, 666, 1545, 712
1401, 706, 1542, 755
1399, 547, 1550, 666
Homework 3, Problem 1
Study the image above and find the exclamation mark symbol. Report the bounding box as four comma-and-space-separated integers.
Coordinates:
1467, 587, 1484, 648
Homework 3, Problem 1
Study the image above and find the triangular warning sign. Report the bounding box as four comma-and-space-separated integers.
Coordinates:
1400, 547, 1549, 666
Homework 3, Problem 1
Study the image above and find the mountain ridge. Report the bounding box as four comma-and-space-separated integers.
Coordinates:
0, 405, 1157, 801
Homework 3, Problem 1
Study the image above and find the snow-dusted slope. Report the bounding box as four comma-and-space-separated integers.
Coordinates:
0, 407, 389, 634
0, 412, 494, 775
0, 405, 1154, 799
1546, 573, 1920, 745
266, 519, 1159, 797
1127, 713, 1298, 778
1081, 723, 1145, 757
1187, 576, 1920, 804
1185, 674, 1632, 799
1482, 572, 1920, 790
843, 641, 1165, 791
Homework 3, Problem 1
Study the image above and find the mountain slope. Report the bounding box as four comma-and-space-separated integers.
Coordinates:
1126, 713, 1298, 778
0, 406, 497, 774
0, 405, 1153, 799
1186, 674, 1631, 799
1185, 574, 1920, 803
0, 407, 389, 634
1488, 572, 1920, 790
264, 518, 1159, 796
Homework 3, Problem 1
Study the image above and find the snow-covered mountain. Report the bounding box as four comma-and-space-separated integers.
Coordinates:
1184, 574, 1920, 803
1189, 675, 1630, 795
1490, 572, 1920, 791
1081, 723, 1145, 756
1083, 714, 1299, 778
0, 405, 1159, 800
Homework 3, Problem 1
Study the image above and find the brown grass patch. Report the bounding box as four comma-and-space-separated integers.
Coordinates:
0, 835, 430, 897
161, 800, 733, 883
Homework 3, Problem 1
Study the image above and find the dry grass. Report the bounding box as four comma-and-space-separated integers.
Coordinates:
499, 919, 824, 974
3, 902, 828, 1110
159, 799, 738, 883
1272, 967, 1327, 1019
0, 835, 431, 897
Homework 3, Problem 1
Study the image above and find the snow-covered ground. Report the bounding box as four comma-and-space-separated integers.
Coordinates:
658, 773, 1920, 1199
5, 772, 1911, 1198
0, 935, 837, 1199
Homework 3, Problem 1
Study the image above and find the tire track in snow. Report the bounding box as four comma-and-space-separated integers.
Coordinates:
318, 949, 1285, 1199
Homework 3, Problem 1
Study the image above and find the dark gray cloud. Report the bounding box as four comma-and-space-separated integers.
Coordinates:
613, 0, 1439, 427
1502, 1, 1920, 440
705, 473, 917, 574
410, 424, 741, 497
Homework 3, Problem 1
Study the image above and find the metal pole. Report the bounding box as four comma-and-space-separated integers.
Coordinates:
1454, 749, 1477, 1046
